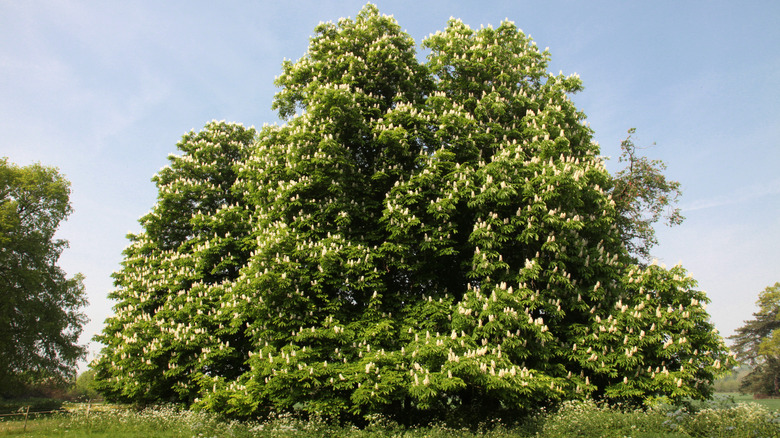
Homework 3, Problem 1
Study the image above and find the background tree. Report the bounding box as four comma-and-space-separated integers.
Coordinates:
95, 5, 734, 424
610, 128, 684, 261
67, 368, 101, 401
729, 282, 780, 395
0, 158, 87, 397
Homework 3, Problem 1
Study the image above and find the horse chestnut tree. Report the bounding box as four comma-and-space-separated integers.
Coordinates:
94, 4, 734, 423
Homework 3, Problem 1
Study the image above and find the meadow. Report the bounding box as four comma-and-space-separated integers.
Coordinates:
724, 393, 780, 411
2, 396, 780, 438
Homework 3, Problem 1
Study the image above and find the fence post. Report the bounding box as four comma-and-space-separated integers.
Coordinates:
23, 406, 30, 432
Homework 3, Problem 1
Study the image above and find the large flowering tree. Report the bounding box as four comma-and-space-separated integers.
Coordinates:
94, 4, 734, 423
94, 121, 257, 404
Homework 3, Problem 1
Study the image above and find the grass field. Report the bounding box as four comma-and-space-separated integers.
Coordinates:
717, 392, 780, 411
2, 397, 780, 437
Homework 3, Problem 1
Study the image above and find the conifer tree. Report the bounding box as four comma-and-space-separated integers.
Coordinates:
94, 5, 734, 423
730, 283, 780, 396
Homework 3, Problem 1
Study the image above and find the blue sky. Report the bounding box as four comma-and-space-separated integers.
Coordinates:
2, 1, 778, 368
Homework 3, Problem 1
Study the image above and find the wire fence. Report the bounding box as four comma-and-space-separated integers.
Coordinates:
0, 402, 93, 432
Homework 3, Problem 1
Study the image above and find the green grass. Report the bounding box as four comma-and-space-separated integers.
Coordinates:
717, 392, 780, 411
3, 399, 780, 438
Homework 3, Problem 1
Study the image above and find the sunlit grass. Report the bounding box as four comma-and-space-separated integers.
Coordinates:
716, 392, 780, 412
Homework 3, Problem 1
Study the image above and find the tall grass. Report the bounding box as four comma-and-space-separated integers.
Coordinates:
538, 399, 780, 438
3, 399, 780, 437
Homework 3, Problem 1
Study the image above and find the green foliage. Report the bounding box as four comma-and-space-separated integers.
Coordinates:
539, 400, 665, 437
610, 128, 684, 261
729, 283, 780, 395
712, 365, 751, 393
9, 400, 780, 437
67, 369, 102, 401
0, 158, 88, 397
94, 4, 734, 423
92, 121, 257, 405
540, 399, 780, 438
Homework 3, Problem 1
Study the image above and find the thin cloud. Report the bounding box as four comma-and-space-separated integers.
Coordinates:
683, 178, 780, 212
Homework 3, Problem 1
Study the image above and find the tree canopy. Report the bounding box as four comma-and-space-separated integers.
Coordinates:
94, 5, 733, 424
729, 282, 780, 396
610, 128, 683, 261
0, 158, 87, 397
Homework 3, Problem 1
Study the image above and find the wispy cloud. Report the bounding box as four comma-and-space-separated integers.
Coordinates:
683, 178, 780, 212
